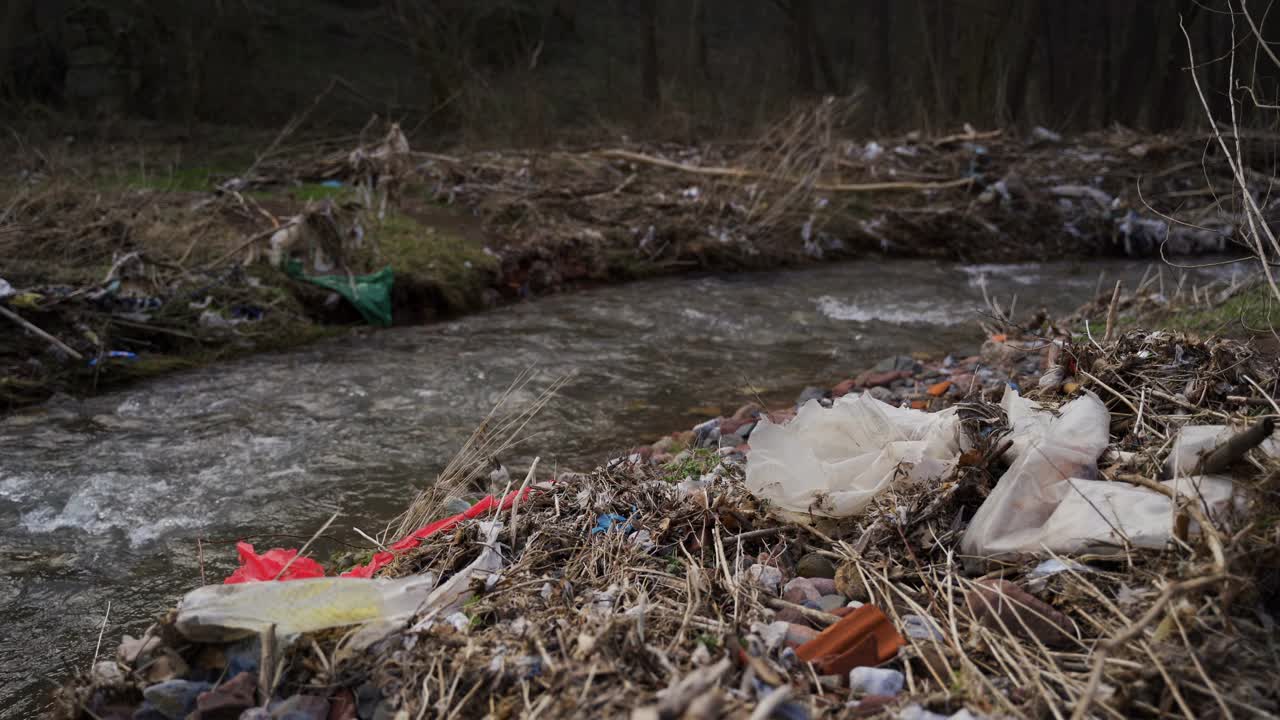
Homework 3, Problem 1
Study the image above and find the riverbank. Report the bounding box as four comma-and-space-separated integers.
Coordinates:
54, 293, 1280, 719
0, 121, 1255, 411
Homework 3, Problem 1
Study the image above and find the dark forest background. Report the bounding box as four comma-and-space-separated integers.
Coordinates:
0, 0, 1273, 143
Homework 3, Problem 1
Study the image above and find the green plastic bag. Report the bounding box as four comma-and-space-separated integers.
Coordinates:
285, 260, 394, 327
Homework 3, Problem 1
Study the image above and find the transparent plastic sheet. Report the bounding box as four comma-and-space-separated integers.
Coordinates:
962, 389, 1251, 557
745, 393, 961, 518
176, 522, 504, 643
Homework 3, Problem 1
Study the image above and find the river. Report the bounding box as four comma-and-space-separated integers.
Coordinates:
0, 259, 1237, 717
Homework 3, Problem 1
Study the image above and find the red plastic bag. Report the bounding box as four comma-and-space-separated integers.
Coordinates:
224, 542, 326, 583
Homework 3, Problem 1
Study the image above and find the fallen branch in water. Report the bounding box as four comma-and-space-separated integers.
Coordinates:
594, 149, 974, 193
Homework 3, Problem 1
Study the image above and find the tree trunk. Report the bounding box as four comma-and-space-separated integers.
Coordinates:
640, 0, 660, 109
1003, 1, 1040, 123
875, 0, 893, 117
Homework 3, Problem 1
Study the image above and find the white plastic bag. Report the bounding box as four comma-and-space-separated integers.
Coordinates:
960, 389, 1111, 556
962, 392, 1250, 557
745, 393, 961, 518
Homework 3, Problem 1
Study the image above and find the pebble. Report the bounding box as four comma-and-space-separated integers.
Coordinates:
116, 633, 161, 665
195, 671, 256, 718
795, 386, 830, 407
269, 694, 330, 720
868, 386, 896, 403
732, 403, 762, 421
849, 666, 904, 696
746, 563, 783, 594
143, 680, 213, 720
809, 577, 837, 595
782, 577, 821, 604
785, 623, 819, 647
816, 594, 848, 613
796, 553, 836, 579
833, 378, 857, 397
902, 614, 945, 642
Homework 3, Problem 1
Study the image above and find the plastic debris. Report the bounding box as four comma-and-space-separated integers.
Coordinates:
87, 350, 139, 367
0, 277, 12, 298
964, 392, 1254, 556
179, 522, 504, 642
795, 604, 904, 675
225, 543, 326, 583
590, 512, 632, 535
746, 393, 961, 518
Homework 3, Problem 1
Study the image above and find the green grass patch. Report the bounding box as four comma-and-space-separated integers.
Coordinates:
1159, 283, 1279, 337
373, 211, 498, 310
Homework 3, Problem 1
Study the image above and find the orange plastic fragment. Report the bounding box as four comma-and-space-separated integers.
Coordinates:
990, 334, 1008, 343
794, 604, 905, 675
927, 380, 952, 397
910, 400, 928, 410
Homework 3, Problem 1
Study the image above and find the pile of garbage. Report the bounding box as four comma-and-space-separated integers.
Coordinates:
57, 315, 1280, 718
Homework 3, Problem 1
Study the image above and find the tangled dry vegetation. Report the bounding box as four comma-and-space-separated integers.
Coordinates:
57, 322, 1280, 719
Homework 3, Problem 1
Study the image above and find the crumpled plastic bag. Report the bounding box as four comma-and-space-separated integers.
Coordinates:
177, 522, 504, 642
1163, 424, 1280, 479
962, 389, 1250, 557
745, 393, 961, 517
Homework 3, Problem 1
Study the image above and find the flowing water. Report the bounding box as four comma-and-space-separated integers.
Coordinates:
0, 259, 1241, 716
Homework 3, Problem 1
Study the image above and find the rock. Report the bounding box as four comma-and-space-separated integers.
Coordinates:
774, 607, 809, 624
718, 417, 753, 437
143, 680, 213, 719
795, 386, 830, 407
783, 577, 820, 604
117, 633, 162, 665
849, 666, 904, 696
650, 435, 675, 454
868, 386, 896, 403
144, 650, 188, 683
732, 403, 762, 421
855, 369, 912, 388
872, 356, 919, 373
355, 682, 384, 720
194, 671, 256, 719
271, 695, 330, 720
796, 553, 836, 579
224, 637, 261, 678
902, 614, 945, 642
832, 379, 858, 397
849, 695, 899, 718
785, 623, 819, 647
965, 579, 1074, 648
130, 702, 171, 720
242, 711, 272, 720
816, 594, 849, 613
809, 578, 837, 595
745, 563, 784, 594
835, 562, 869, 601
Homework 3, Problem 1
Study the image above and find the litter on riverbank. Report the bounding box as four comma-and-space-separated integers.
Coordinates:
3, 114, 1264, 411
56, 304, 1280, 718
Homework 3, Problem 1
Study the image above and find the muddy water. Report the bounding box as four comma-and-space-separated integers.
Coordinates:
0, 259, 1236, 716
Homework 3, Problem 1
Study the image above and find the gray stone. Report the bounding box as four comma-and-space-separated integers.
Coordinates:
271, 694, 330, 720
794, 386, 829, 407
868, 386, 896, 404
141, 680, 213, 719
816, 594, 848, 612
